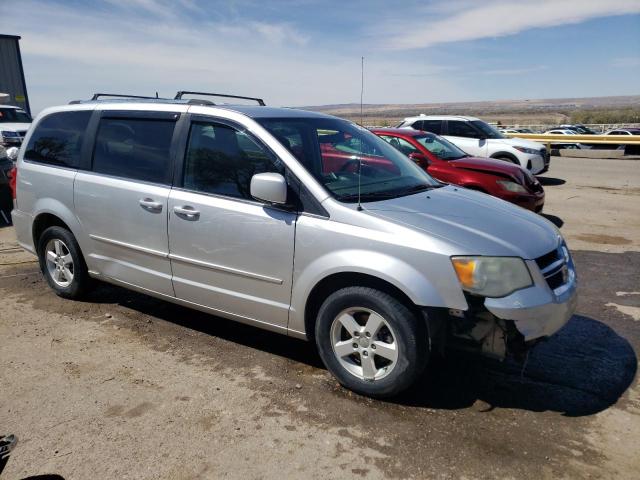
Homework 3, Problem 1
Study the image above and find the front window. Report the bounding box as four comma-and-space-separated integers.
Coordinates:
0, 108, 32, 123
415, 133, 468, 160
257, 117, 440, 203
469, 120, 505, 139
182, 121, 283, 200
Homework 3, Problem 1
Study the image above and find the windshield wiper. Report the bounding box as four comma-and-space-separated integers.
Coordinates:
339, 191, 399, 202
401, 184, 441, 194
340, 184, 440, 203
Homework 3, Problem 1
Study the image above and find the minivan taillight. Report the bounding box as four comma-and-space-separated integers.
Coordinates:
8, 165, 17, 200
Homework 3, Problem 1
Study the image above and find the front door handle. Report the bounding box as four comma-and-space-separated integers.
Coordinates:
139, 198, 163, 213
173, 205, 200, 220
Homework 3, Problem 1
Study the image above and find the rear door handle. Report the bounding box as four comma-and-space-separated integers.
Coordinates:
173, 205, 200, 220
139, 198, 163, 212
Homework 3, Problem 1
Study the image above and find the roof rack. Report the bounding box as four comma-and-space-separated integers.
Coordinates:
90, 93, 162, 101
175, 91, 265, 106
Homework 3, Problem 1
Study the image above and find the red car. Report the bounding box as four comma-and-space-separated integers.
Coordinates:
372, 128, 545, 212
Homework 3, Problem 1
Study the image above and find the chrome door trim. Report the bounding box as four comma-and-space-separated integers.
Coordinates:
168, 253, 283, 285
89, 234, 168, 258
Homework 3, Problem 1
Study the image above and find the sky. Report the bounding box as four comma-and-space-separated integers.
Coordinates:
1, 0, 639, 114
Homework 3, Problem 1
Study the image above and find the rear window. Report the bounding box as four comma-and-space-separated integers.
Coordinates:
92, 117, 176, 184
24, 111, 91, 167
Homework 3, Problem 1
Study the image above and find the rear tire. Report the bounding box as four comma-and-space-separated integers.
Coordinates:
315, 286, 428, 398
37, 226, 91, 299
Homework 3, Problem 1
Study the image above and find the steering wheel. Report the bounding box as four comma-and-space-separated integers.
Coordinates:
339, 159, 383, 177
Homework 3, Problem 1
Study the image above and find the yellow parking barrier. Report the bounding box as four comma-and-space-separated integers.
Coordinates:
504, 133, 640, 152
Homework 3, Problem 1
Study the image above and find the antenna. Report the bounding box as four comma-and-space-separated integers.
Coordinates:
357, 56, 364, 211
356, 158, 363, 211
360, 56, 364, 126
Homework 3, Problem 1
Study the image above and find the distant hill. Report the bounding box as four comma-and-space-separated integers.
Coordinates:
301, 95, 640, 126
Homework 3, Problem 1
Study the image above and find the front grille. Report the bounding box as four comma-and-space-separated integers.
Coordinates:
535, 247, 568, 291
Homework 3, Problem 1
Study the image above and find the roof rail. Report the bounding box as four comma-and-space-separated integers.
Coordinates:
90, 93, 161, 101
175, 91, 265, 106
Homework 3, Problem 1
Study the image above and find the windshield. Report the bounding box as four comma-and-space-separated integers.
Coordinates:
0, 108, 32, 123
470, 120, 505, 139
257, 117, 441, 203
415, 133, 467, 160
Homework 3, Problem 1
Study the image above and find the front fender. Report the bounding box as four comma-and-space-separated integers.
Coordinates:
288, 248, 468, 336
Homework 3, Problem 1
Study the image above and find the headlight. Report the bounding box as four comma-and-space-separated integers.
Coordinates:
513, 146, 539, 155
1, 131, 20, 138
496, 180, 528, 193
451, 256, 533, 297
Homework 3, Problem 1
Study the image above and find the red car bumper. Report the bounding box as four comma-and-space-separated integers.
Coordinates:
499, 190, 545, 213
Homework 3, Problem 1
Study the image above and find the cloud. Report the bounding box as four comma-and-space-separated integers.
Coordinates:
1, 0, 638, 113
481, 66, 548, 76
383, 0, 640, 50
611, 57, 640, 68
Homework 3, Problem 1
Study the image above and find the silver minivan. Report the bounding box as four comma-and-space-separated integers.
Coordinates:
11, 93, 577, 398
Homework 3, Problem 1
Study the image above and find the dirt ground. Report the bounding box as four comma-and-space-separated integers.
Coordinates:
0, 156, 639, 479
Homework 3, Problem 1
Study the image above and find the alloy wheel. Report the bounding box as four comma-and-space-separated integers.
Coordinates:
44, 238, 74, 288
330, 307, 399, 381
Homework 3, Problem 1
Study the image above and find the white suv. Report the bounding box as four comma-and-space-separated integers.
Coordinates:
397, 115, 549, 174
0, 105, 32, 147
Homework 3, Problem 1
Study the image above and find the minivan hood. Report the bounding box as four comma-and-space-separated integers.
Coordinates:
494, 137, 544, 151
364, 185, 558, 259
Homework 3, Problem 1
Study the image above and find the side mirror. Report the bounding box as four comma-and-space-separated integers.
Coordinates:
6, 147, 19, 162
250, 172, 288, 205
408, 152, 431, 167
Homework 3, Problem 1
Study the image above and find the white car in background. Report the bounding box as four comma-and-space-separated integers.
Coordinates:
0, 105, 32, 147
543, 128, 587, 149
397, 115, 549, 174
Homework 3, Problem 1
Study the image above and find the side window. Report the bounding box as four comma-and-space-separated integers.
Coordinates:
417, 120, 443, 135
92, 117, 176, 184
395, 138, 420, 156
448, 121, 479, 138
183, 122, 284, 200
24, 110, 92, 167
380, 135, 419, 156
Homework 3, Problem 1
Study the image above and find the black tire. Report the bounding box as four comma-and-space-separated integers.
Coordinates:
315, 286, 428, 398
37, 226, 91, 299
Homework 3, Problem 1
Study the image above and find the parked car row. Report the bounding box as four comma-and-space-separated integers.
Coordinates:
9, 92, 577, 398
396, 115, 550, 174
371, 128, 545, 212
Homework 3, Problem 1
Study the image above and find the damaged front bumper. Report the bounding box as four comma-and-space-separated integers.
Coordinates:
484, 258, 577, 342
443, 248, 577, 359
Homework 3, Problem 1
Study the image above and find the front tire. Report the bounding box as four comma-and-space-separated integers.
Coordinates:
37, 226, 91, 299
315, 287, 428, 398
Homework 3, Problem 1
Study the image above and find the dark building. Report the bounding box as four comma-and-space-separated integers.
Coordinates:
0, 34, 30, 115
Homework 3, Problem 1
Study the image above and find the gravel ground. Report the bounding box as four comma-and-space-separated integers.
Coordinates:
0, 156, 638, 479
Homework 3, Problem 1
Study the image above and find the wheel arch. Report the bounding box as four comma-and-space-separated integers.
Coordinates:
303, 272, 417, 342
490, 151, 520, 164
31, 200, 83, 254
